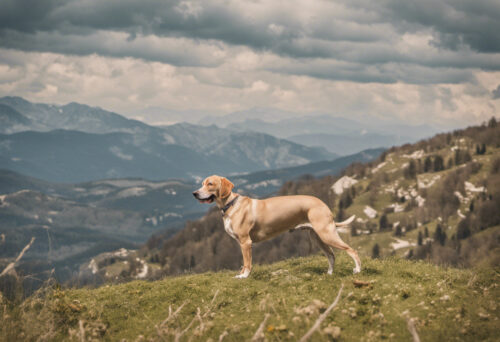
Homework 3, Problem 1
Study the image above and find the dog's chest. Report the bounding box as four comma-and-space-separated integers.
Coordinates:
223, 217, 238, 240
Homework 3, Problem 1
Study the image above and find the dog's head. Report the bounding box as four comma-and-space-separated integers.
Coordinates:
193, 175, 234, 204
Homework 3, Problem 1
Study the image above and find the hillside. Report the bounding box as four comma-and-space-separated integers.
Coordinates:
85, 119, 500, 283
0, 145, 383, 289
1, 255, 498, 341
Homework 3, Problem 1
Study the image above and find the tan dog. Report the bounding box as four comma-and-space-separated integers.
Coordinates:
193, 175, 361, 278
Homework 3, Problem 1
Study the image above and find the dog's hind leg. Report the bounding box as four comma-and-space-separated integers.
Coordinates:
311, 223, 361, 274
309, 229, 336, 275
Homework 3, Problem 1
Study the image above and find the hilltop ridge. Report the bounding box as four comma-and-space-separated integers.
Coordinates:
1, 255, 498, 341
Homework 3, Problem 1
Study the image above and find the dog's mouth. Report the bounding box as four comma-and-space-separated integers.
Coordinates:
195, 194, 215, 204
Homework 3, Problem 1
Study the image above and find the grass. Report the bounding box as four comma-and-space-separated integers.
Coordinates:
2, 254, 499, 341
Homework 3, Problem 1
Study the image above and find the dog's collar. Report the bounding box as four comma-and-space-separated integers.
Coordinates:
221, 195, 239, 215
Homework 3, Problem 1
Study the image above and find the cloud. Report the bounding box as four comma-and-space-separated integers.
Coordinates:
493, 85, 500, 99
1, 0, 498, 70
0, 0, 499, 127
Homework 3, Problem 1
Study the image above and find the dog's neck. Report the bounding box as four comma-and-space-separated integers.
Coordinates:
216, 192, 238, 212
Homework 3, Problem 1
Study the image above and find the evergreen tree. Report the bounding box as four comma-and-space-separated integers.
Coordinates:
424, 226, 429, 238
418, 231, 423, 246
433, 155, 444, 171
434, 224, 446, 246
379, 214, 389, 231
423, 156, 432, 172
372, 243, 380, 259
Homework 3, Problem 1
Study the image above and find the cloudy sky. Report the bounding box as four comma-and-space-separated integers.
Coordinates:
0, 0, 499, 127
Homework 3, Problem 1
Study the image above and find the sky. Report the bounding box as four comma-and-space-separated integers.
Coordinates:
0, 0, 499, 127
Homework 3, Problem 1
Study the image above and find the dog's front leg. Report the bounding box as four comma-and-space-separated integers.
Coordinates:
235, 237, 252, 279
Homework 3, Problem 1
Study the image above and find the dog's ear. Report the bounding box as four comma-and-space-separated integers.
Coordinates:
220, 177, 234, 199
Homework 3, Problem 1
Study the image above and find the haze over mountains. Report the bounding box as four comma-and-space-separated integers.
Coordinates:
0, 97, 336, 182
199, 109, 440, 155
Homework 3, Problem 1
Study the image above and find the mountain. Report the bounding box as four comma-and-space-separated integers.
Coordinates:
221, 114, 439, 156
287, 132, 399, 155
198, 107, 304, 126
229, 148, 384, 196
0, 97, 334, 182
0, 170, 205, 283
0, 104, 32, 134
0, 96, 152, 135
93, 119, 499, 282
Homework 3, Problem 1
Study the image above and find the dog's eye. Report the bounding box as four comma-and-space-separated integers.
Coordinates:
208, 182, 213, 186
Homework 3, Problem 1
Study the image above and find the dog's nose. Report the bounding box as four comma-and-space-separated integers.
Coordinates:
192, 191, 198, 198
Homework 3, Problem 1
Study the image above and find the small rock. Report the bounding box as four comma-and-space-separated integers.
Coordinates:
323, 325, 341, 339
440, 295, 450, 301
478, 312, 490, 320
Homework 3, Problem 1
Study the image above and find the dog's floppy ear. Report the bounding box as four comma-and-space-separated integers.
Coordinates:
220, 177, 234, 199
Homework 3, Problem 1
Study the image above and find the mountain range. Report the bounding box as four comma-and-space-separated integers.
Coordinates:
0, 97, 335, 182
189, 107, 440, 155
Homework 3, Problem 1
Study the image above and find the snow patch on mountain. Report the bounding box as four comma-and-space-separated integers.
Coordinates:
331, 176, 358, 195
364, 205, 377, 218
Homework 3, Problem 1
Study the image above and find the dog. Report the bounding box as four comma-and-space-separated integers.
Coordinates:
193, 175, 361, 279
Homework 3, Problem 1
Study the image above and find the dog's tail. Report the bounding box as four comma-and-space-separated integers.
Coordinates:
336, 215, 355, 227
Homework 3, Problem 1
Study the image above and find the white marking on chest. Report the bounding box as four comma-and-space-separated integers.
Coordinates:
223, 217, 238, 240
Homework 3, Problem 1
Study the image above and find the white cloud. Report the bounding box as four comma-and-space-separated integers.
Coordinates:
0, 0, 499, 128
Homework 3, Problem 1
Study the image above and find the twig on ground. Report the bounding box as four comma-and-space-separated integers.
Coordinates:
174, 307, 199, 342
159, 302, 187, 328
405, 316, 421, 342
218, 331, 228, 341
79, 320, 85, 342
299, 283, 344, 342
251, 313, 270, 342
1, 237, 35, 277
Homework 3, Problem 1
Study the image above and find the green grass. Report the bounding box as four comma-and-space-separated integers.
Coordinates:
2, 255, 499, 341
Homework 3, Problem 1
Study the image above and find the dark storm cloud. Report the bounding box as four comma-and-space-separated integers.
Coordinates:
0, 0, 498, 83
378, 0, 500, 53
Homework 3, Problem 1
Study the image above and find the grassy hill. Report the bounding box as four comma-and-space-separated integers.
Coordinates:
1, 254, 498, 341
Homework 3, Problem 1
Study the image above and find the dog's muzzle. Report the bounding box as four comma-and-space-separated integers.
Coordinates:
193, 191, 215, 204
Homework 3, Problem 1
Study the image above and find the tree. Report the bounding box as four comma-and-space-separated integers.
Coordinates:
418, 231, 423, 246
433, 155, 444, 172
372, 243, 380, 259
394, 225, 402, 237
338, 191, 352, 209
476, 144, 486, 155
456, 218, 471, 240
423, 156, 432, 172
336, 207, 345, 222
488, 116, 497, 128
379, 214, 389, 231
350, 225, 358, 237
434, 224, 446, 246
404, 160, 417, 179
424, 226, 429, 238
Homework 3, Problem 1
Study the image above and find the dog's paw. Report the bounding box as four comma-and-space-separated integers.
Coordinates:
353, 267, 361, 274
235, 269, 250, 279
327, 269, 333, 275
